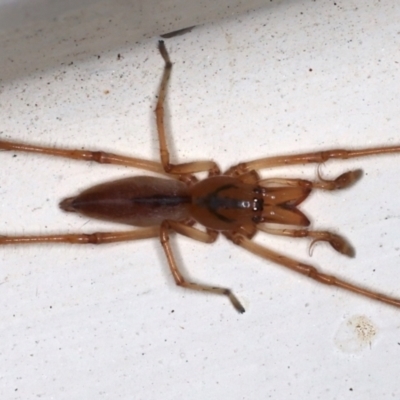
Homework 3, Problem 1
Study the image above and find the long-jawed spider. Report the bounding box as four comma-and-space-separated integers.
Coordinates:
1, 41, 400, 313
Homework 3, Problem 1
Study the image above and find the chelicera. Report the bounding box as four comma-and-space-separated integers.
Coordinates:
1, 41, 400, 312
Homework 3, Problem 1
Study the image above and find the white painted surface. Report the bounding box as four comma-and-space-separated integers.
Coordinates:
1, 1, 400, 399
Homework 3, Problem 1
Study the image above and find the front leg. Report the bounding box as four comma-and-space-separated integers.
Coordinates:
226, 233, 400, 308
226, 145, 400, 176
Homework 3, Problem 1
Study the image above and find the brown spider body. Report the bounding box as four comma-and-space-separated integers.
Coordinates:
60, 176, 191, 227
59, 174, 310, 234
1, 41, 400, 313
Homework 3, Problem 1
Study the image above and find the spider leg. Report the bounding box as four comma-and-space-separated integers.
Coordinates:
226, 145, 400, 175
0, 227, 160, 245
258, 169, 362, 191
155, 41, 220, 177
0, 140, 165, 174
160, 220, 245, 313
257, 225, 354, 257
226, 233, 400, 308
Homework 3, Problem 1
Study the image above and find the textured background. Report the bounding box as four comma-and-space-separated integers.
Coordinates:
1, 1, 400, 399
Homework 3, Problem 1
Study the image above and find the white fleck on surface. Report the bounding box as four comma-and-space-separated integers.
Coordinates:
334, 315, 378, 353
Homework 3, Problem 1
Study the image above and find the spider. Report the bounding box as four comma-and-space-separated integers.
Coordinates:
1, 41, 400, 313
